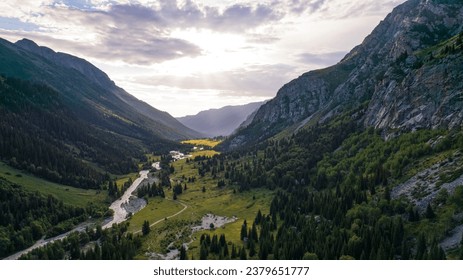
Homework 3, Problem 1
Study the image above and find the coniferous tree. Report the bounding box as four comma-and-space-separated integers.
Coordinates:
240, 220, 248, 241
239, 247, 247, 260
142, 220, 150, 236
425, 204, 435, 219
180, 245, 187, 260
458, 234, 463, 260
200, 242, 208, 260
231, 244, 237, 259
249, 239, 256, 258
416, 234, 427, 260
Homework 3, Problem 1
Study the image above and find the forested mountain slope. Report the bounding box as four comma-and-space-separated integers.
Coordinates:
0, 38, 192, 188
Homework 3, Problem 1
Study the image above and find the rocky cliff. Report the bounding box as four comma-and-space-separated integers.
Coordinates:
222, 0, 463, 150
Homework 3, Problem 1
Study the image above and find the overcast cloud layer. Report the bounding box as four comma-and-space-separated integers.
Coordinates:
0, 0, 405, 116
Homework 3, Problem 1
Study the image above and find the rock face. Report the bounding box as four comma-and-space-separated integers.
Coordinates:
223, 0, 463, 150
177, 101, 265, 137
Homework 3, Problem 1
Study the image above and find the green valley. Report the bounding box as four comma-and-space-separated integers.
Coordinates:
2, 0, 463, 262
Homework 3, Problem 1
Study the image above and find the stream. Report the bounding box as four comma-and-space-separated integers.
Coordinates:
4, 169, 151, 260
103, 170, 149, 229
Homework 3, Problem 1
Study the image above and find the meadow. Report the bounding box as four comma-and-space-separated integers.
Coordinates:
0, 161, 106, 207
129, 144, 273, 259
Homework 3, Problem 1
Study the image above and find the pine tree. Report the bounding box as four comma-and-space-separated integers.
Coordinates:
180, 245, 187, 260
231, 244, 237, 259
415, 234, 427, 260
249, 239, 256, 258
425, 204, 435, 219
223, 243, 229, 257
142, 220, 150, 236
255, 210, 263, 225
251, 223, 258, 242
240, 220, 248, 241
239, 246, 247, 260
200, 242, 209, 260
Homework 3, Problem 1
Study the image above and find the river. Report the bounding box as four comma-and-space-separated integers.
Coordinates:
103, 170, 149, 229
4, 169, 150, 259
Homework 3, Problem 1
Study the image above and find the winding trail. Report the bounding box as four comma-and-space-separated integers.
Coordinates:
133, 199, 188, 234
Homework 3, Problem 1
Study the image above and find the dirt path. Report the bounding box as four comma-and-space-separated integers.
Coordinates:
133, 199, 188, 234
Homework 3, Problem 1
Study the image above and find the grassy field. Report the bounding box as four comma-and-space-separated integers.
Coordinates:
133, 151, 273, 259
127, 197, 185, 233
181, 139, 221, 148
190, 150, 220, 157
0, 161, 107, 207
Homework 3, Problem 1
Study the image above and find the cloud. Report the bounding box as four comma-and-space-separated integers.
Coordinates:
99, 1, 284, 33
134, 64, 297, 97
245, 33, 280, 44
95, 34, 202, 64
0, 0, 406, 66
0, 1, 292, 64
289, 0, 327, 15
297, 51, 347, 66
314, 0, 406, 19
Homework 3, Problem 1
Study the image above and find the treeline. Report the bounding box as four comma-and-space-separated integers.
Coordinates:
188, 108, 463, 259
137, 182, 165, 198
198, 233, 251, 260
0, 178, 88, 258
20, 223, 141, 260
0, 76, 143, 189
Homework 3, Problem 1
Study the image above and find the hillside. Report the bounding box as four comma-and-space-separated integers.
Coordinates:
177, 101, 265, 137
221, 0, 463, 150
0, 38, 198, 188
13, 38, 202, 140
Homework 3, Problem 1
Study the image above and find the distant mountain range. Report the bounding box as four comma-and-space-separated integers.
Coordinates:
177, 101, 265, 137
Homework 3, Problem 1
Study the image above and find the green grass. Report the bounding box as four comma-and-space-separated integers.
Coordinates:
127, 197, 185, 233
146, 154, 161, 163
190, 150, 220, 158
133, 154, 273, 259
415, 32, 463, 61
186, 188, 273, 258
182, 139, 222, 148
0, 161, 107, 207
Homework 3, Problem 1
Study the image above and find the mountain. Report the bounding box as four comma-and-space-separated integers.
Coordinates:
13, 38, 202, 140
221, 0, 463, 150
0, 37, 199, 188
177, 101, 265, 137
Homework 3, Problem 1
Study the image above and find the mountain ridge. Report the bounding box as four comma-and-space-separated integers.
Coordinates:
177, 101, 265, 137
13, 38, 203, 140
0, 37, 198, 188
221, 0, 463, 150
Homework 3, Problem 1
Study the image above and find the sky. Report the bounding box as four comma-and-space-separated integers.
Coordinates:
0, 0, 406, 117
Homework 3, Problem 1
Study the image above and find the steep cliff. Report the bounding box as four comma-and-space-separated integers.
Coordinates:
222, 0, 463, 150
